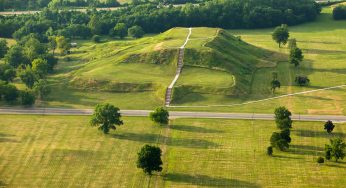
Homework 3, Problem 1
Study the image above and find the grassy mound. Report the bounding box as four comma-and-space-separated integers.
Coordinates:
172, 28, 282, 104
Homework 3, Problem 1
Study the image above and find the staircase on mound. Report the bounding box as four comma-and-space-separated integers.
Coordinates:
165, 48, 184, 106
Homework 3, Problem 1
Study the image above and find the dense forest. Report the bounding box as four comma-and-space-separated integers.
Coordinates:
0, 0, 321, 40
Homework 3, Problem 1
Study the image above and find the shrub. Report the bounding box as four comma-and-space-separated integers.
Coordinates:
267, 146, 273, 156
92, 35, 101, 43
295, 75, 310, 86
333, 5, 346, 20
21, 90, 36, 106
317, 156, 324, 164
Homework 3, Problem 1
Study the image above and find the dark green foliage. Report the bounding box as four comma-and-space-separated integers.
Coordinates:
24, 37, 47, 61
90, 103, 123, 134
274, 107, 292, 130
289, 47, 304, 67
267, 146, 273, 156
0, 63, 16, 82
0, 39, 8, 58
92, 35, 102, 43
295, 76, 310, 86
272, 24, 289, 48
325, 138, 346, 162
112, 23, 127, 39
32, 58, 48, 78
333, 5, 346, 20
19, 66, 37, 89
0, 83, 19, 102
149, 107, 169, 125
324, 120, 335, 134
33, 79, 51, 99
21, 90, 36, 106
4, 45, 30, 68
128, 26, 145, 38
137, 145, 163, 175
271, 80, 281, 93
317, 157, 324, 164
270, 132, 289, 151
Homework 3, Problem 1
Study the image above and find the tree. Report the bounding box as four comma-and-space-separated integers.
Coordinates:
267, 146, 273, 156
19, 66, 37, 89
32, 58, 48, 78
325, 138, 346, 162
289, 47, 304, 67
333, 5, 346, 20
295, 75, 310, 86
317, 157, 324, 164
270, 132, 289, 151
272, 24, 289, 48
112, 23, 127, 39
24, 37, 47, 61
128, 26, 145, 38
56, 36, 71, 55
92, 35, 101, 43
90, 103, 123, 134
150, 107, 169, 125
4, 45, 29, 68
48, 36, 57, 55
0, 64, 16, 82
324, 120, 335, 134
33, 79, 51, 99
274, 107, 292, 130
271, 72, 280, 93
21, 90, 36, 106
1, 83, 19, 102
137, 145, 163, 175
0, 39, 8, 58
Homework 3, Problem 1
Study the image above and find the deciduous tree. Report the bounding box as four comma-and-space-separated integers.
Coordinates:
137, 145, 163, 175
325, 138, 346, 162
272, 24, 289, 48
90, 103, 123, 134
150, 107, 169, 125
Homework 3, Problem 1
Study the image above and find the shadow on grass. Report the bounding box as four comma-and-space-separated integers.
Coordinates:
113, 133, 220, 149
293, 130, 346, 138
272, 155, 303, 160
0, 133, 19, 143
163, 173, 260, 187
170, 124, 224, 133
289, 144, 324, 156
0, 180, 7, 187
325, 164, 346, 169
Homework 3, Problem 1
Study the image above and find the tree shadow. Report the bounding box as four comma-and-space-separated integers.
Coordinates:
163, 173, 260, 188
293, 130, 346, 138
0, 133, 19, 143
325, 164, 346, 169
170, 124, 224, 133
302, 48, 346, 55
289, 144, 324, 156
113, 133, 220, 149
272, 155, 303, 160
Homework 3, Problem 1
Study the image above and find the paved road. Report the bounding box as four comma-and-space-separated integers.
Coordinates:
0, 108, 346, 122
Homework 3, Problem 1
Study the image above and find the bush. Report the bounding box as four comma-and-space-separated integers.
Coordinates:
295, 75, 310, 86
317, 157, 324, 164
333, 5, 346, 20
1, 83, 19, 102
92, 35, 102, 43
267, 146, 273, 156
21, 90, 36, 106
128, 26, 145, 38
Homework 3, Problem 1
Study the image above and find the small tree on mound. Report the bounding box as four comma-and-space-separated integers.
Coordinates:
295, 76, 310, 86
90, 103, 123, 134
271, 73, 281, 94
150, 107, 169, 125
274, 106, 292, 130
325, 138, 346, 162
272, 24, 289, 48
324, 120, 335, 134
289, 47, 304, 67
137, 145, 163, 175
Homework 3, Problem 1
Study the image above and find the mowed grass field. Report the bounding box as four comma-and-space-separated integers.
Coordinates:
1, 115, 345, 187
170, 6, 346, 115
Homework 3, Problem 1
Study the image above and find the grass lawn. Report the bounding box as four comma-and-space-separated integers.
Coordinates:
1, 115, 345, 187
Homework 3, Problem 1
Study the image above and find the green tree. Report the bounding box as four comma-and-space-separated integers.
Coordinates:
19, 66, 37, 89
0, 39, 8, 58
289, 47, 304, 67
56, 36, 71, 55
137, 145, 163, 175
32, 58, 48, 78
325, 138, 346, 162
271, 72, 280, 93
24, 37, 47, 61
274, 106, 292, 130
92, 35, 101, 43
128, 25, 145, 38
21, 90, 36, 106
295, 75, 310, 86
0, 63, 16, 82
270, 132, 289, 151
324, 120, 335, 134
33, 79, 51, 99
1, 83, 19, 102
112, 23, 127, 39
4, 45, 29, 68
48, 36, 57, 55
272, 24, 289, 48
90, 103, 123, 134
267, 146, 273, 156
150, 107, 169, 125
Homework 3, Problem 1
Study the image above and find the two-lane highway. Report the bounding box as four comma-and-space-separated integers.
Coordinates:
0, 108, 346, 122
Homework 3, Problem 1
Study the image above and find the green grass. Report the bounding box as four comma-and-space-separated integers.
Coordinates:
1, 115, 345, 187
169, 6, 346, 115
